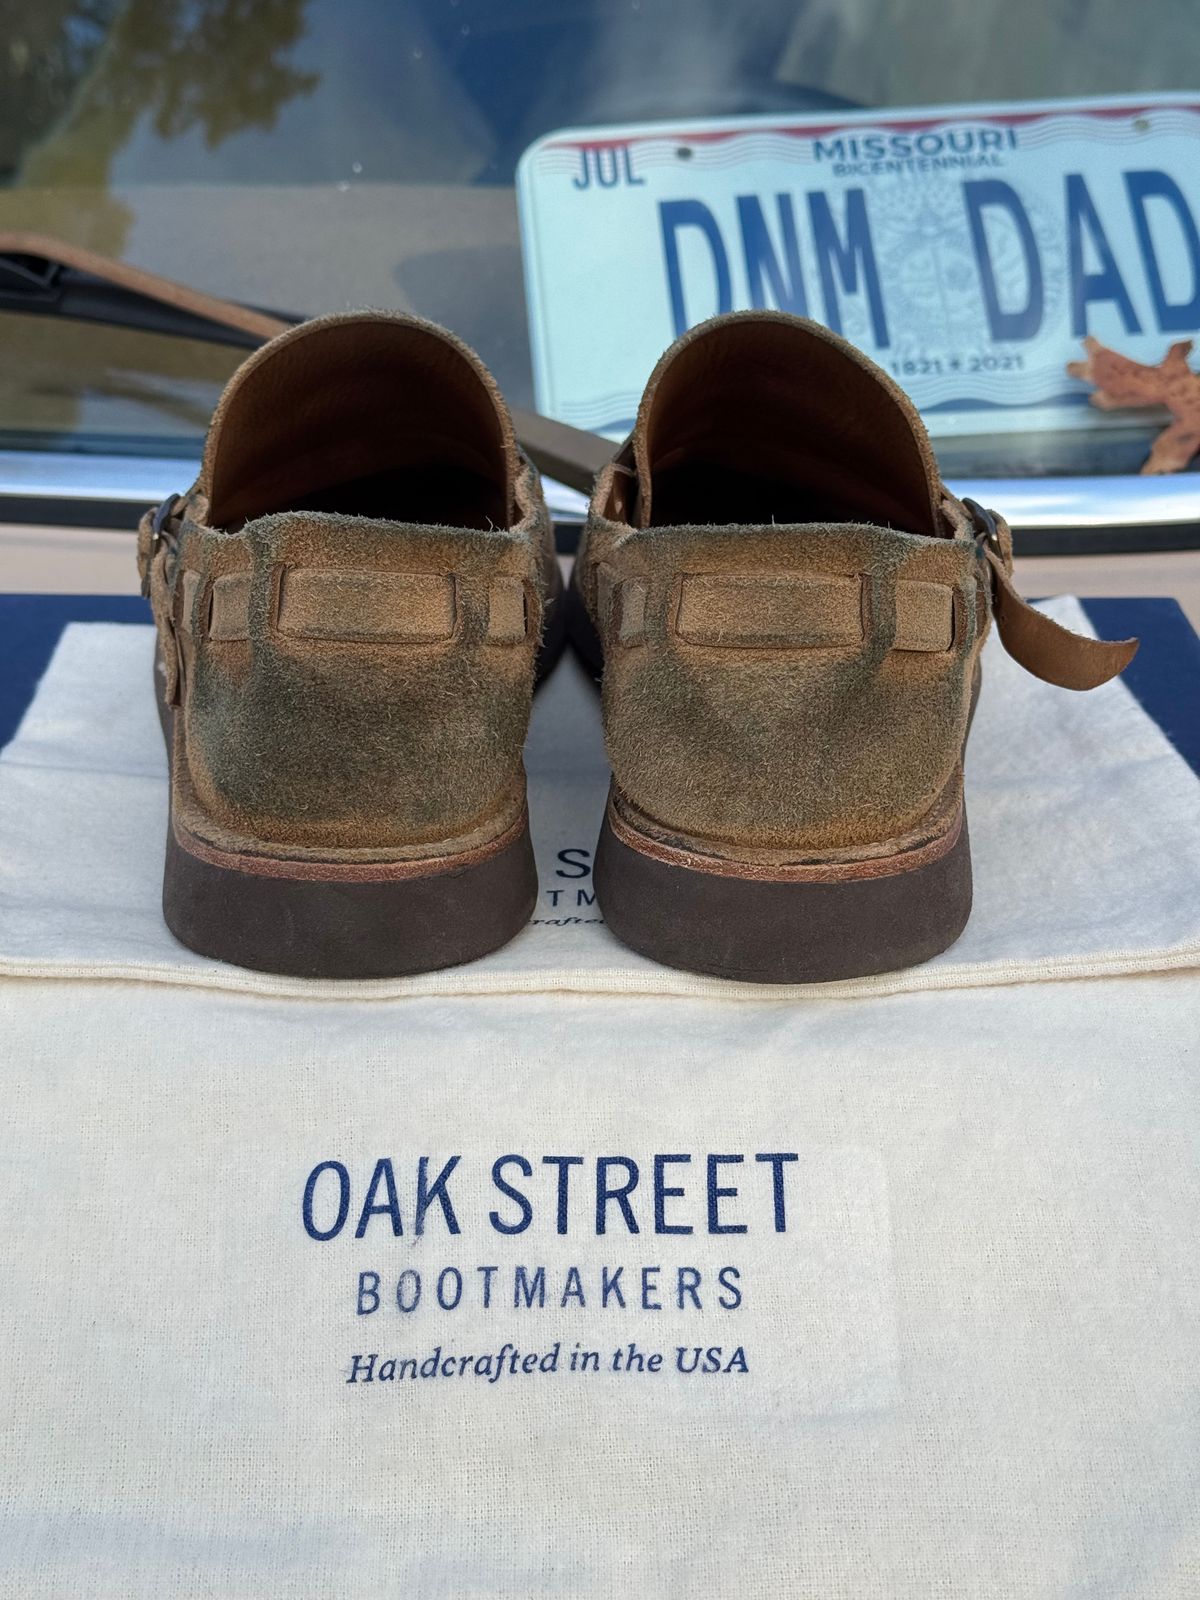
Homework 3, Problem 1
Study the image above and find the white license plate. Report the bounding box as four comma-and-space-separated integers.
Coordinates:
517, 94, 1200, 439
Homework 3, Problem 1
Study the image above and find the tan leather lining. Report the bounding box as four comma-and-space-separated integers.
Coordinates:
631, 312, 944, 535
201, 314, 519, 530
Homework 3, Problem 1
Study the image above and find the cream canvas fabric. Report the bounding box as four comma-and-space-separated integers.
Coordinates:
0, 974, 1198, 1597
0, 599, 1198, 1597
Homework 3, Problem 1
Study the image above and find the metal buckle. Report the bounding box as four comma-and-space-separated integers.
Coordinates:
961, 496, 1000, 553
141, 493, 179, 598
966, 496, 1011, 579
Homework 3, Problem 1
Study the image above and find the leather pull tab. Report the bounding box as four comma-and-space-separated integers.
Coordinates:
985, 548, 1138, 690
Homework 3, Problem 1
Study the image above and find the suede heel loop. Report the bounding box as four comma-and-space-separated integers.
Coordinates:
963, 499, 1139, 691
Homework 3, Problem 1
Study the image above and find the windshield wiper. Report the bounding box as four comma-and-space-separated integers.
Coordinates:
0, 231, 292, 348
0, 231, 611, 492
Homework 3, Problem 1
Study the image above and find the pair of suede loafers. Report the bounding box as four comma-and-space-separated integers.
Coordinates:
138, 309, 1136, 983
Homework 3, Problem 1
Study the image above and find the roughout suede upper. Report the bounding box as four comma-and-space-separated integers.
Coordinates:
140, 311, 556, 862
575, 310, 1135, 861
583, 515, 984, 852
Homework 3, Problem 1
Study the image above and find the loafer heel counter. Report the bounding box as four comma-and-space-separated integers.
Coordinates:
171, 522, 544, 858
596, 536, 983, 858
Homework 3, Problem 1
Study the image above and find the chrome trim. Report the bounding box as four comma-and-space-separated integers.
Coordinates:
0, 449, 202, 504
0, 448, 596, 518
553, 472, 1200, 528
947, 474, 1199, 529
0, 450, 1194, 530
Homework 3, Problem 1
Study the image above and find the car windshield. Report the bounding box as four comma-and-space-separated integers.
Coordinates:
0, 0, 1197, 485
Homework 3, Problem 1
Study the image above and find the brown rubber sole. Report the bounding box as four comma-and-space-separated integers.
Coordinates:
593, 796, 972, 984
162, 811, 537, 979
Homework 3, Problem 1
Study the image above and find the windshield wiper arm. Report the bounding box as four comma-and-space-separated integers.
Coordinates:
0, 231, 612, 491
0, 231, 295, 349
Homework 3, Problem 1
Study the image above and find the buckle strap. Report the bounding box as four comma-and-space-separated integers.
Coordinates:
962, 498, 1138, 691
138, 493, 185, 705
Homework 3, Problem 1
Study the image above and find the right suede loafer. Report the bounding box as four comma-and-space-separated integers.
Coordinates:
570, 310, 1138, 984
